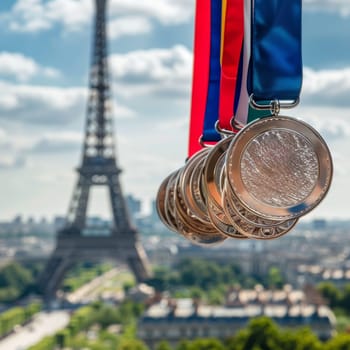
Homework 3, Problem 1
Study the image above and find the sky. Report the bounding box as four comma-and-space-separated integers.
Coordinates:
0, 0, 350, 222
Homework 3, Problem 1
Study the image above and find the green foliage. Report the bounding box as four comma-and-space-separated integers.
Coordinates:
28, 336, 56, 350
147, 259, 246, 304
28, 301, 145, 350
0, 262, 42, 303
267, 267, 284, 289
176, 340, 191, 350
62, 262, 112, 292
188, 338, 225, 350
318, 282, 350, 316
324, 333, 350, 350
280, 328, 322, 350
119, 338, 149, 350
225, 317, 322, 350
147, 259, 285, 304
156, 340, 173, 350
318, 282, 341, 308
0, 302, 42, 337
229, 317, 284, 350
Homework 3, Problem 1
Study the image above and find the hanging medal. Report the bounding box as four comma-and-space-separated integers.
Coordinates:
224, 0, 333, 223
157, 0, 228, 245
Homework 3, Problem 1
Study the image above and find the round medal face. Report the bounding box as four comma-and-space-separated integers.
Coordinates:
225, 116, 333, 220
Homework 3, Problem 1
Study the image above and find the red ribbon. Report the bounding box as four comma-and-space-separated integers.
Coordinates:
219, 0, 244, 130
187, 0, 211, 158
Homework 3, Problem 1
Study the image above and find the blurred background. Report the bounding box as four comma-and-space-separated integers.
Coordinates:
0, 1, 350, 349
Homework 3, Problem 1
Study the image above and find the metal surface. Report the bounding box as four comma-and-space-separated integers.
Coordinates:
204, 136, 234, 208
156, 171, 178, 232
173, 168, 227, 246
39, 0, 151, 299
222, 183, 298, 240
225, 115, 333, 220
181, 149, 211, 224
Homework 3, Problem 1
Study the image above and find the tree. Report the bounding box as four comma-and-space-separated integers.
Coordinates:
188, 338, 225, 350
156, 340, 173, 350
317, 282, 340, 308
118, 339, 149, 350
226, 317, 283, 350
280, 328, 322, 350
176, 340, 191, 350
267, 267, 284, 289
324, 333, 350, 350
341, 284, 350, 313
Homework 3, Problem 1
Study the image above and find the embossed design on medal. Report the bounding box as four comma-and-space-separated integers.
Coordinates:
203, 136, 248, 239
222, 181, 298, 240
225, 116, 333, 220
181, 148, 211, 224
223, 171, 292, 228
173, 165, 227, 245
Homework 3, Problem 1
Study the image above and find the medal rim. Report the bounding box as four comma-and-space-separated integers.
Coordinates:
222, 183, 298, 240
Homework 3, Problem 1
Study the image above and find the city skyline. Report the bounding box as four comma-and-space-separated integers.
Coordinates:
0, 1, 350, 221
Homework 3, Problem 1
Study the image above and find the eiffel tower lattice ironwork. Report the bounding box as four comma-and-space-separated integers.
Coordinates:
39, 0, 152, 299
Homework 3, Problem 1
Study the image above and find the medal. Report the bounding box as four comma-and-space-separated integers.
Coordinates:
222, 181, 298, 239
181, 148, 212, 224
225, 116, 333, 220
173, 167, 227, 245
156, 0, 333, 244
156, 172, 178, 232
203, 136, 247, 239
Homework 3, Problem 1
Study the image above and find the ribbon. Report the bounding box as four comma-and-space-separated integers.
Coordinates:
202, 0, 223, 143
218, 0, 244, 131
248, 0, 303, 102
235, 0, 253, 125
187, 0, 211, 158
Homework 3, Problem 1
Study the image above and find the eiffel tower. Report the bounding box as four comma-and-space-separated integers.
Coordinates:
39, 0, 152, 299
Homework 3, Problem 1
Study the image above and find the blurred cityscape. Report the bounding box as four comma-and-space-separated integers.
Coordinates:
1, 0, 350, 348
0, 195, 350, 348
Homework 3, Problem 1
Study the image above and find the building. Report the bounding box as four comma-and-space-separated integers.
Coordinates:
137, 286, 336, 349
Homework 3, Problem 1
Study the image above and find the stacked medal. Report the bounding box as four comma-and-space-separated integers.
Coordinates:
156, 0, 333, 245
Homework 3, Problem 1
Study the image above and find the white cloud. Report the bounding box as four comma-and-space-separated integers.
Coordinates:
302, 67, 350, 107
290, 105, 350, 142
108, 0, 193, 25
7, 0, 93, 33
0, 52, 60, 82
304, 0, 350, 16
0, 80, 134, 125
108, 16, 152, 40
31, 131, 82, 153
0, 154, 26, 169
5, 0, 193, 34
110, 45, 193, 99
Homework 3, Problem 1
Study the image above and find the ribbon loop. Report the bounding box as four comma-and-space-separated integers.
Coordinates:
218, 0, 244, 131
187, 0, 211, 158
249, 0, 303, 102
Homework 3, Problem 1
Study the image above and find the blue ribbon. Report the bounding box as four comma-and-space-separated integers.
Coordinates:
248, 0, 302, 101
202, 0, 222, 142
